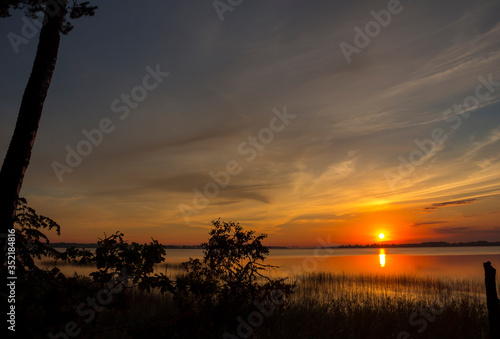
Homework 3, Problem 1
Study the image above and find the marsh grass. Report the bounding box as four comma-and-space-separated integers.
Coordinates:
88, 271, 492, 338
263, 272, 490, 339
292, 272, 486, 305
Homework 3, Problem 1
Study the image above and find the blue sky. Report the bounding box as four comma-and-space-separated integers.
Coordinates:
1, 0, 500, 245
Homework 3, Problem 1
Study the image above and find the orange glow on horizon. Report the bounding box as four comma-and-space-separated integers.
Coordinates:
41, 202, 475, 246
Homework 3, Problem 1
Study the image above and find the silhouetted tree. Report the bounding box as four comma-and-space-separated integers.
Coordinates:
3, 197, 172, 337
172, 219, 295, 337
0, 1, 97, 266
2, 197, 96, 337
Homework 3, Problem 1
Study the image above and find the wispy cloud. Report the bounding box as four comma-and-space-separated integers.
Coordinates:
461, 126, 500, 161
410, 221, 447, 227
423, 199, 477, 212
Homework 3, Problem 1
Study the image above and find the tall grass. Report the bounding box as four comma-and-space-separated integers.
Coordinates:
258, 272, 489, 339
292, 271, 486, 305
89, 271, 492, 338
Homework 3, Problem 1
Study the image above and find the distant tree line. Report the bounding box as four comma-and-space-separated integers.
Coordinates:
338, 241, 500, 248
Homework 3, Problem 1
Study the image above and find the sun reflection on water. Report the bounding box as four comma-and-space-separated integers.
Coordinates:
379, 248, 386, 268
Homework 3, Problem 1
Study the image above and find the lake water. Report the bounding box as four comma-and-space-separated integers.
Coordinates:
44, 246, 500, 280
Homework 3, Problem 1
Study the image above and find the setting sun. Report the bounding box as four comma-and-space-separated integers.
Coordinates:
379, 233, 385, 240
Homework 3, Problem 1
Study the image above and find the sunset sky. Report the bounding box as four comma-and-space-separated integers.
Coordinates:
1, 0, 500, 246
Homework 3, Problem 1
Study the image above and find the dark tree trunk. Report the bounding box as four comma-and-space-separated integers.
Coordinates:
0, 1, 66, 265
484, 261, 500, 339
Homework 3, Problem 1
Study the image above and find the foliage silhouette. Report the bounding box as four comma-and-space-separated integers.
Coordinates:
169, 219, 295, 337
0, 0, 97, 33
2, 198, 99, 337
69, 231, 174, 294
11, 197, 61, 276
3, 198, 172, 337
3, 201, 294, 337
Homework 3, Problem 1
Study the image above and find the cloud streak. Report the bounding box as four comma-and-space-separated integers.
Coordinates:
423, 199, 477, 212
410, 221, 447, 227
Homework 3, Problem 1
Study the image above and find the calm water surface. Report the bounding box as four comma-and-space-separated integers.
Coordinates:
45, 246, 500, 280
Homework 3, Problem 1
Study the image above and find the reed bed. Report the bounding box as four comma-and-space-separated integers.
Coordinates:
292, 271, 486, 305
90, 271, 491, 338
259, 272, 489, 338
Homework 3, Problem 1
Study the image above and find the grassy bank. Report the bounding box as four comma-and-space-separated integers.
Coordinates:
87, 271, 490, 338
